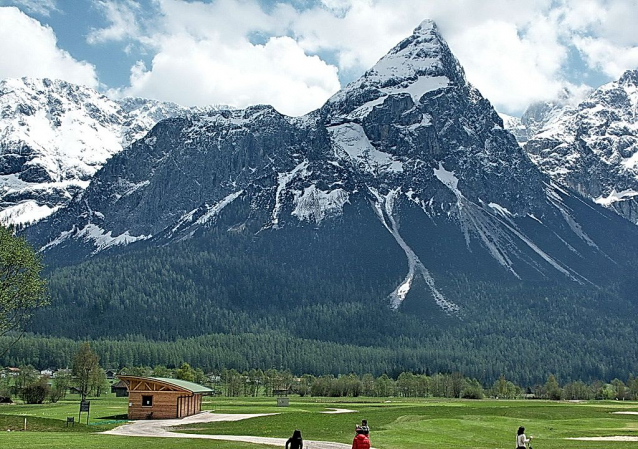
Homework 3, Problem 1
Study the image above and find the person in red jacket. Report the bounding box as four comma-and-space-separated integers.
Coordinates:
352, 421, 371, 449
352, 432, 371, 449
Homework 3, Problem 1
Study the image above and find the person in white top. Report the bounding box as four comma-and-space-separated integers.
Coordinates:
516, 426, 533, 448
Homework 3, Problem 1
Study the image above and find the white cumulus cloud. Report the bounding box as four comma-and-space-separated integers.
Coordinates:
88, 0, 638, 116
87, 0, 143, 45
102, 0, 340, 116
120, 34, 340, 116
0, 6, 98, 87
2, 0, 58, 16
449, 18, 571, 111
573, 36, 638, 78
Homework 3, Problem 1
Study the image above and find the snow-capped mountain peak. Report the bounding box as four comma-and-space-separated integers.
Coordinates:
362, 19, 457, 96
0, 77, 217, 226
326, 20, 464, 119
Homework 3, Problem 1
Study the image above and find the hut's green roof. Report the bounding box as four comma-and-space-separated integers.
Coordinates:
148, 377, 213, 394
117, 375, 213, 394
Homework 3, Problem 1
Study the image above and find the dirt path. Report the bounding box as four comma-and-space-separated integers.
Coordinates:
102, 411, 354, 449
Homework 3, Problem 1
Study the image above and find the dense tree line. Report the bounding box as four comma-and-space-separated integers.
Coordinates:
5, 361, 635, 405
4, 337, 638, 404
2, 330, 637, 389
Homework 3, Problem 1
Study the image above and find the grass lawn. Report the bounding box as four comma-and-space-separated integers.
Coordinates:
1, 395, 638, 448
187, 397, 638, 448
0, 433, 277, 449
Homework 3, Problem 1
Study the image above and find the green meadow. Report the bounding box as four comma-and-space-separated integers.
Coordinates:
1, 395, 638, 448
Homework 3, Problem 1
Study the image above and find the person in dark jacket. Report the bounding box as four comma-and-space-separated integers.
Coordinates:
356, 419, 369, 435
286, 429, 303, 449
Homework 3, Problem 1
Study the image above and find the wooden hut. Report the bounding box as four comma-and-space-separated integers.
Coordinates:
117, 376, 212, 419
110, 380, 129, 397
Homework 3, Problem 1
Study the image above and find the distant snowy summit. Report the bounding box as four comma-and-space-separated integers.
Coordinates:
0, 77, 226, 226
499, 89, 583, 145
498, 113, 529, 143
503, 71, 638, 225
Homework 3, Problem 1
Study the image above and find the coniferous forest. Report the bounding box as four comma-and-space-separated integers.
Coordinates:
6, 228, 637, 387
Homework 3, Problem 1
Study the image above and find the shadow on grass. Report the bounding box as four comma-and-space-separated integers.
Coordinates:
98, 414, 128, 420
0, 414, 91, 432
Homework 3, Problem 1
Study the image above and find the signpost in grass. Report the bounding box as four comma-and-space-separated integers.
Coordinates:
79, 400, 90, 425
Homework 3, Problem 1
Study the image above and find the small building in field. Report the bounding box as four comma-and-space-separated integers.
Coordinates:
40, 369, 54, 377
117, 376, 212, 419
111, 380, 129, 397
68, 386, 83, 395
0, 367, 20, 378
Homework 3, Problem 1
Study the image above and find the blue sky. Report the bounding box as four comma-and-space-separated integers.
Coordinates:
1, 0, 637, 116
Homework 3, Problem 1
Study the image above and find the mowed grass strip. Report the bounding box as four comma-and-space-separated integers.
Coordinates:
1, 433, 278, 449
0, 394, 128, 423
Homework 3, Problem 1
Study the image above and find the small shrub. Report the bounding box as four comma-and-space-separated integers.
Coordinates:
19, 378, 50, 404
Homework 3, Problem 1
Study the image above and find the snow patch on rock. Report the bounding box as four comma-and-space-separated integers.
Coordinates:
292, 185, 349, 224
41, 223, 150, 254
370, 186, 460, 314
272, 161, 310, 228
594, 189, 638, 206
0, 201, 60, 227
330, 123, 403, 174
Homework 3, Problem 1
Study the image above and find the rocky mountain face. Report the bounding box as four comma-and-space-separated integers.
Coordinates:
25, 21, 638, 317
0, 78, 213, 226
506, 74, 638, 225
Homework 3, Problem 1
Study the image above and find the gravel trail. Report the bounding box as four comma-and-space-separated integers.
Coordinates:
102, 411, 354, 449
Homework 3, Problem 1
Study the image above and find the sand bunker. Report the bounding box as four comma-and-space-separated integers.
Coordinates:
566, 436, 638, 441
612, 411, 638, 415
320, 408, 357, 414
